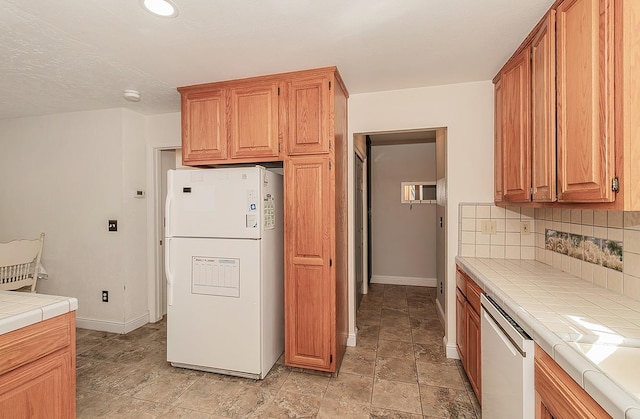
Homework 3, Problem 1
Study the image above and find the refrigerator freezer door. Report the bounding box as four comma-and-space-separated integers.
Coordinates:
166, 237, 262, 376
166, 167, 263, 239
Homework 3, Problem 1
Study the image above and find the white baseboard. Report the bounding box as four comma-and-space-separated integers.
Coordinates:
370, 275, 436, 287
437, 299, 460, 359
347, 331, 357, 347
444, 335, 460, 359
76, 312, 149, 334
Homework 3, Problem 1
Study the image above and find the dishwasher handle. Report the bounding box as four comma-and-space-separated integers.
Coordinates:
482, 306, 526, 357
481, 294, 532, 354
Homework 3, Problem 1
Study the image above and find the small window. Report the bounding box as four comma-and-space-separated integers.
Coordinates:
401, 181, 436, 204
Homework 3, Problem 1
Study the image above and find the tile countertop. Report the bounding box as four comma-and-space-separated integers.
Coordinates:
456, 257, 640, 419
0, 290, 78, 335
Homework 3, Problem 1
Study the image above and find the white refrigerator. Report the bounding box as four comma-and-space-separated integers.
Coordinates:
164, 166, 284, 379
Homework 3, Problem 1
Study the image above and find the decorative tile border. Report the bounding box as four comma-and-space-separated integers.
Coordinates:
545, 229, 623, 272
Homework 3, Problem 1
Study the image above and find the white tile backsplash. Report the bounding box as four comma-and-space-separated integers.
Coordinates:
477, 205, 491, 218
625, 212, 640, 230
458, 205, 640, 302
594, 210, 608, 227
609, 211, 624, 228
459, 203, 536, 261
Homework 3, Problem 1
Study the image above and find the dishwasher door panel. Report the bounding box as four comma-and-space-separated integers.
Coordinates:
481, 296, 535, 419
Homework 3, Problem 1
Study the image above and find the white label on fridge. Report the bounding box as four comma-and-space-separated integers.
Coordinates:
191, 257, 240, 297
263, 193, 275, 230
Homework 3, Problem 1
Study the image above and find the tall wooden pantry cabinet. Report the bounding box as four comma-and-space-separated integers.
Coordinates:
177, 67, 349, 373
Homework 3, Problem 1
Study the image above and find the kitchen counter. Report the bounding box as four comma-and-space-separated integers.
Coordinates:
0, 290, 78, 335
0, 290, 77, 417
456, 257, 640, 419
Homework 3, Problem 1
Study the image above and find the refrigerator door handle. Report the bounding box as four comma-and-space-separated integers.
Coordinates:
165, 193, 172, 236
165, 238, 174, 306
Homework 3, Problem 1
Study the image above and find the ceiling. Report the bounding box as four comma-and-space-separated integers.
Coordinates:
1, 0, 554, 120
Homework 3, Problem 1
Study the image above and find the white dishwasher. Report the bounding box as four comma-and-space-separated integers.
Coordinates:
481, 294, 534, 419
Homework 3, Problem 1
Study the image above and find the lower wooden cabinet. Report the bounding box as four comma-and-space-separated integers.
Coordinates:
455, 288, 467, 368
456, 266, 482, 403
0, 312, 76, 418
466, 304, 481, 400
284, 156, 347, 372
534, 344, 610, 419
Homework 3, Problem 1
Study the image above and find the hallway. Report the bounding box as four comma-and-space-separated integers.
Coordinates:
76, 284, 479, 418
349, 284, 479, 417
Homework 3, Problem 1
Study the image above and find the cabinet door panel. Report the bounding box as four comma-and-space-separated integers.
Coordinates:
287, 77, 329, 155
534, 344, 611, 418
531, 11, 557, 202
556, 0, 615, 202
467, 306, 481, 403
286, 264, 331, 368
501, 48, 532, 203
494, 78, 504, 203
0, 351, 74, 419
182, 90, 228, 163
456, 288, 467, 368
229, 82, 280, 159
284, 158, 332, 369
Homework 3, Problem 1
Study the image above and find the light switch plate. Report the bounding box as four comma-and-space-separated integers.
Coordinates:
480, 220, 497, 235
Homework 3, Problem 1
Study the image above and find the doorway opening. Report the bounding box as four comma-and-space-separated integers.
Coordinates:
151, 147, 179, 321
353, 128, 447, 324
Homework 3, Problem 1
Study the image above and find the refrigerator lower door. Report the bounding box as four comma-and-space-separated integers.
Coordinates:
166, 237, 262, 378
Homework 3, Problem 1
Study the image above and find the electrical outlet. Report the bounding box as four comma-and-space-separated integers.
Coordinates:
102, 291, 109, 302
521, 221, 531, 235
480, 220, 497, 235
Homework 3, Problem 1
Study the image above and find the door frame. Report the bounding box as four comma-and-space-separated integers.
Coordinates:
350, 128, 447, 347
149, 147, 178, 322
354, 149, 368, 299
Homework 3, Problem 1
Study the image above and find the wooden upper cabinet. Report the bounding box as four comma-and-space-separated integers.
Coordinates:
531, 11, 557, 202
556, 0, 615, 203
494, 78, 504, 203
494, 1, 640, 209
620, 1, 640, 210
284, 157, 333, 370
287, 76, 330, 155
179, 78, 282, 166
501, 47, 532, 203
229, 81, 281, 160
180, 88, 228, 164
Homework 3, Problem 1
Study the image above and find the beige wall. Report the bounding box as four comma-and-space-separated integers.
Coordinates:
370, 143, 437, 282
0, 108, 149, 332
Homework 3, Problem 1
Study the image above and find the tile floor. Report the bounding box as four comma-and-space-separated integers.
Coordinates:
76, 284, 480, 418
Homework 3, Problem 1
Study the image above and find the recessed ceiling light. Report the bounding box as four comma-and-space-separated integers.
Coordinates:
141, 0, 178, 18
